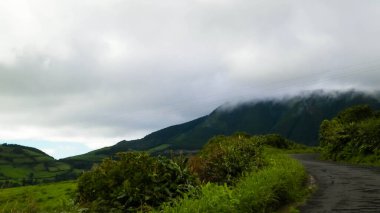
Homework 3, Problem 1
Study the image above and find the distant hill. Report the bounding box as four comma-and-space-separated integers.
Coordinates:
0, 144, 78, 187
64, 90, 380, 168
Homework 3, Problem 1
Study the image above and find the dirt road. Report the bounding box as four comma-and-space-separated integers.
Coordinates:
293, 154, 380, 213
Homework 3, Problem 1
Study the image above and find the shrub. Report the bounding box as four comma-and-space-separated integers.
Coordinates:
320, 105, 380, 164
188, 134, 264, 184
336, 105, 374, 123
158, 151, 307, 213
235, 152, 307, 212
76, 152, 197, 212
253, 134, 301, 149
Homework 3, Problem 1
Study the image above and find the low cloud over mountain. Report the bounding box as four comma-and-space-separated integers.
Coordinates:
0, 0, 379, 158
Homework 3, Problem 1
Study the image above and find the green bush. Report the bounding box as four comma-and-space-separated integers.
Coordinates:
235, 151, 307, 212
188, 134, 264, 185
256, 134, 289, 149
252, 134, 306, 150
76, 152, 197, 212
335, 105, 374, 123
158, 150, 307, 213
320, 105, 380, 164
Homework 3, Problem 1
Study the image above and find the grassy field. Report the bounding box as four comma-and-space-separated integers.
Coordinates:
0, 181, 78, 213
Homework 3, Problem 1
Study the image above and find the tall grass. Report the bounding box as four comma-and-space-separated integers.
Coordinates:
234, 150, 307, 212
157, 149, 307, 213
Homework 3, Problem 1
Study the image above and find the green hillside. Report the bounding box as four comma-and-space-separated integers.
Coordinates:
0, 144, 79, 188
64, 90, 380, 168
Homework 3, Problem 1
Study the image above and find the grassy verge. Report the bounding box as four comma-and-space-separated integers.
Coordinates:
0, 181, 79, 213
157, 148, 308, 213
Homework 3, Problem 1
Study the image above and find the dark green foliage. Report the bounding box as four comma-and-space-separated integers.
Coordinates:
335, 105, 374, 123
188, 134, 264, 184
253, 134, 299, 149
76, 152, 197, 212
320, 105, 380, 163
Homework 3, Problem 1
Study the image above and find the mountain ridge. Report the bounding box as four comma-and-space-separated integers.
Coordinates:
63, 90, 380, 168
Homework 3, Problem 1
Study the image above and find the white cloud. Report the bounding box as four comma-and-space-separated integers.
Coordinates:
0, 0, 379, 158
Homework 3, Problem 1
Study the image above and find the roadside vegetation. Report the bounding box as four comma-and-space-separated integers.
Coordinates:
319, 105, 380, 166
76, 152, 197, 212
0, 133, 310, 212
158, 148, 307, 213
75, 133, 309, 212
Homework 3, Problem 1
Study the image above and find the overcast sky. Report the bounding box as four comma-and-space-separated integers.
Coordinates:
1, 0, 379, 158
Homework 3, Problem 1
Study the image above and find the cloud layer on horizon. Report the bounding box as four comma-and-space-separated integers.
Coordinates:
0, 0, 380, 158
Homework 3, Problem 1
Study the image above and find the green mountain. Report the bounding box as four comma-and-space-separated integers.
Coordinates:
64, 90, 380, 168
0, 144, 77, 187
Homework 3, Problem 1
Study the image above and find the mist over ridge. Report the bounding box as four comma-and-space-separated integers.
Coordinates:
216, 89, 380, 112
63, 89, 380, 168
